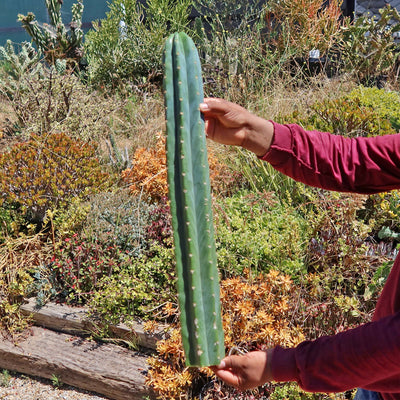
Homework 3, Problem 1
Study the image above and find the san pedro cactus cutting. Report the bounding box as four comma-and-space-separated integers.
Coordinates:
163, 32, 225, 367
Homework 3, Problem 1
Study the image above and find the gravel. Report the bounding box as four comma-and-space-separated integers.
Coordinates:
0, 371, 110, 400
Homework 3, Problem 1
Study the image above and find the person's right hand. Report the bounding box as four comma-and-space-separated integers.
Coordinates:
210, 349, 273, 391
199, 98, 274, 157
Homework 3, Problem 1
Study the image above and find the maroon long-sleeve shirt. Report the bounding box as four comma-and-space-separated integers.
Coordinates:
260, 122, 400, 399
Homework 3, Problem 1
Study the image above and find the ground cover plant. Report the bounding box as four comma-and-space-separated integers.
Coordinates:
1, 0, 400, 398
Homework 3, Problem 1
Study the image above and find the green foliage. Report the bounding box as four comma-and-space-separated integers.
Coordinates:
82, 189, 155, 256
232, 148, 312, 206
18, 0, 84, 68
50, 374, 63, 388
284, 86, 400, 137
88, 242, 176, 324
214, 190, 310, 278
84, 0, 192, 92
0, 41, 42, 97
192, 1, 282, 102
295, 192, 391, 339
0, 234, 51, 336
347, 86, 400, 131
0, 133, 110, 225
51, 234, 131, 303
0, 370, 11, 388
338, 5, 400, 83
270, 383, 321, 400
0, 202, 24, 241
362, 189, 400, 238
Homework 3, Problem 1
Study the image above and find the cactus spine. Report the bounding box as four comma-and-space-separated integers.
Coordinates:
163, 32, 225, 367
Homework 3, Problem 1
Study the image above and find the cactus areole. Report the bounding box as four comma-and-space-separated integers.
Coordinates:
163, 32, 225, 367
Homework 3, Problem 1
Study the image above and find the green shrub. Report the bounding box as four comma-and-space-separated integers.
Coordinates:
88, 242, 176, 323
0, 133, 110, 226
51, 234, 132, 303
0, 40, 42, 101
296, 192, 390, 339
284, 86, 399, 137
214, 190, 310, 278
347, 86, 400, 131
84, 0, 192, 92
0, 202, 24, 241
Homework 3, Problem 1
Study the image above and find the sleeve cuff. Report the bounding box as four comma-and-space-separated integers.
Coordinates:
257, 121, 294, 165
271, 345, 299, 383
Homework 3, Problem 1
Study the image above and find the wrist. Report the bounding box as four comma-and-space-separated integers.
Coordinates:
242, 117, 274, 157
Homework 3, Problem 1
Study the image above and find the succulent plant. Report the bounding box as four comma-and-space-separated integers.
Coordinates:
18, 0, 84, 66
163, 32, 225, 367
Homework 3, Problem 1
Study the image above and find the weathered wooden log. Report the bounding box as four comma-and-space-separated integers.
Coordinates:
0, 326, 155, 400
20, 298, 165, 350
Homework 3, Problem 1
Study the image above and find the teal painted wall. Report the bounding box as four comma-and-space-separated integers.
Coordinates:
0, 0, 109, 46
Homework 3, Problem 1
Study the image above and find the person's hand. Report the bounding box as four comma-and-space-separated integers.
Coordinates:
199, 98, 274, 157
210, 349, 273, 391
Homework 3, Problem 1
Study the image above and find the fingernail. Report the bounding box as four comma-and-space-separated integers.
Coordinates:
199, 103, 209, 111
219, 360, 226, 368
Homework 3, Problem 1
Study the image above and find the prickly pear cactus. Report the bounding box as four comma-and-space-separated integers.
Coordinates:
163, 32, 225, 367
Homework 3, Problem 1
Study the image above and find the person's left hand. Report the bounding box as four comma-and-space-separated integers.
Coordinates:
210, 349, 273, 390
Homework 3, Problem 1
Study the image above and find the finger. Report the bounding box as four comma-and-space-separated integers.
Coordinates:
217, 355, 242, 370
203, 116, 215, 139
200, 98, 237, 116
212, 369, 240, 387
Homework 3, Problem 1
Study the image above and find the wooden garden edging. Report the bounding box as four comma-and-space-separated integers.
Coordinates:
20, 297, 165, 350
0, 326, 153, 399
0, 299, 166, 399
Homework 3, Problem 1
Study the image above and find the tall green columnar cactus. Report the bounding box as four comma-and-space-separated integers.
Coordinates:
163, 32, 225, 367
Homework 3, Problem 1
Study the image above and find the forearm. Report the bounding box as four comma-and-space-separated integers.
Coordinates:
262, 122, 400, 194
271, 312, 400, 392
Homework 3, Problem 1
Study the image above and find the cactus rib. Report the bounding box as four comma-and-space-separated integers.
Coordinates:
163, 32, 225, 367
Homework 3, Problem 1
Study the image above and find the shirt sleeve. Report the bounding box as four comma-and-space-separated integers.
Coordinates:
271, 312, 400, 393
261, 122, 400, 392
261, 122, 400, 194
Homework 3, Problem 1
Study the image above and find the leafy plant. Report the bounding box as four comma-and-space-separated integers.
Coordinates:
294, 192, 391, 340
84, 0, 192, 92
0, 370, 11, 388
0, 234, 52, 336
214, 190, 310, 278
51, 374, 63, 388
88, 242, 176, 324
51, 234, 131, 303
18, 0, 84, 68
284, 86, 400, 137
121, 132, 237, 201
0, 132, 110, 226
